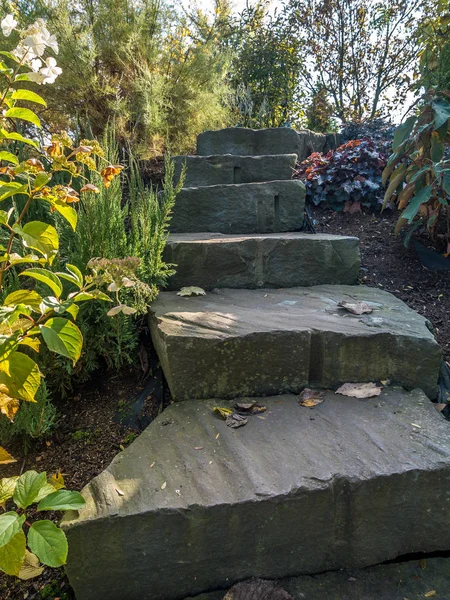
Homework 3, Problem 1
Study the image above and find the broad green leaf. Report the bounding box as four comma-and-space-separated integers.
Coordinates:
0, 151, 18, 165
40, 317, 82, 365
27, 520, 68, 568
56, 265, 83, 289
8, 253, 47, 266
18, 549, 44, 580
4, 290, 43, 312
34, 483, 58, 503
37, 490, 86, 512
13, 471, 47, 509
0, 183, 27, 202
0, 351, 41, 402
443, 173, 450, 196
409, 166, 431, 184
0, 530, 26, 576
0, 129, 37, 148
402, 185, 433, 223
65, 303, 79, 320
392, 116, 416, 152
11, 89, 46, 107
20, 268, 62, 298
5, 107, 41, 128
431, 132, 445, 163
34, 172, 51, 190
17, 222, 59, 260
0, 210, 9, 225
0, 477, 19, 505
0, 512, 23, 549
48, 199, 77, 230
72, 290, 111, 303
0, 51, 20, 63
432, 97, 450, 129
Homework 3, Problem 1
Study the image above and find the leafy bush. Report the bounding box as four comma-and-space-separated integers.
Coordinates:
0, 17, 126, 465
295, 139, 388, 210
382, 91, 450, 248
0, 469, 84, 579
341, 119, 395, 151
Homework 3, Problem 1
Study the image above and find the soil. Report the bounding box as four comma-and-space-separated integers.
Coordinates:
1, 207, 449, 600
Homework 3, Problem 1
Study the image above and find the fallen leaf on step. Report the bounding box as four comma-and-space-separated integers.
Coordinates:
214, 406, 233, 419
299, 388, 325, 407
226, 413, 248, 428
338, 301, 373, 315
336, 382, 382, 398
18, 551, 44, 581
411, 423, 422, 428
434, 404, 447, 413
234, 401, 267, 415
424, 592, 436, 598
161, 481, 167, 490
224, 578, 294, 600
381, 379, 391, 386
194, 446, 204, 450
150, 462, 155, 468
115, 488, 124, 496
177, 286, 206, 297
420, 559, 426, 570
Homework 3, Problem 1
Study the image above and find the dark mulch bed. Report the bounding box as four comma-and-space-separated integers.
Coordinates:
1, 207, 449, 599
311, 206, 450, 362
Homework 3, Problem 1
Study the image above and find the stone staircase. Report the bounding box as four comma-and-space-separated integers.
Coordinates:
63, 128, 449, 600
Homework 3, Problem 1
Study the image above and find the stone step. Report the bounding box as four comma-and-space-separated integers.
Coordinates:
173, 154, 297, 187
63, 389, 450, 600
164, 233, 360, 290
197, 127, 327, 161
149, 286, 441, 401
170, 180, 305, 234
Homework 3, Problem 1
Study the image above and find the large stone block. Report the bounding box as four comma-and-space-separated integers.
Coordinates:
164, 233, 360, 290
63, 389, 450, 600
173, 154, 297, 187
149, 286, 440, 400
170, 180, 305, 234
197, 128, 326, 161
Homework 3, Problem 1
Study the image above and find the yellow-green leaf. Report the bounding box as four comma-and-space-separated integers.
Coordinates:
4, 290, 43, 312
40, 317, 82, 365
0, 530, 26, 576
0, 151, 18, 165
0, 351, 41, 403
0, 477, 19, 505
5, 107, 41, 128
20, 268, 62, 298
0, 129, 38, 148
48, 199, 77, 231
16, 222, 59, 260
0, 512, 23, 549
11, 90, 46, 107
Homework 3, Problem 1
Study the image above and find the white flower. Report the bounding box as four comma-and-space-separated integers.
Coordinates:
23, 33, 46, 57
30, 58, 42, 72
1, 14, 17, 37
40, 25, 58, 55
40, 56, 62, 84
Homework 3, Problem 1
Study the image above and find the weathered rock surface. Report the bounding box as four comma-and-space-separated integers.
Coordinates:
164, 233, 360, 290
170, 180, 305, 234
197, 128, 326, 160
63, 389, 450, 600
173, 154, 297, 187
185, 557, 450, 600
149, 285, 441, 401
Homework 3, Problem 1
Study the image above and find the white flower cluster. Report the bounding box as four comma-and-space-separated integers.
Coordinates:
0, 14, 62, 85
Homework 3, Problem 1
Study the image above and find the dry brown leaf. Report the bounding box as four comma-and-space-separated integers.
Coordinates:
338, 301, 373, 315
336, 382, 382, 399
424, 592, 436, 598
234, 402, 267, 415
434, 404, 447, 413
225, 413, 248, 429
344, 200, 361, 214
149, 462, 155, 468
194, 446, 204, 450
299, 388, 325, 407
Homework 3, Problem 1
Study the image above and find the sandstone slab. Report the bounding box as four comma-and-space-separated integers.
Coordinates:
197, 128, 326, 161
169, 180, 305, 234
164, 233, 360, 290
149, 286, 441, 400
63, 389, 450, 600
173, 154, 297, 187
